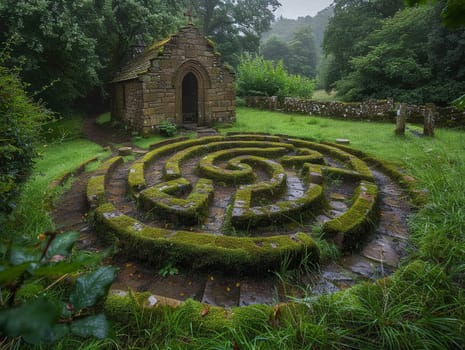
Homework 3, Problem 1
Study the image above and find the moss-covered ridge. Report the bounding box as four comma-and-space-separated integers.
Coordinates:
94, 203, 318, 273
139, 177, 214, 225
87, 156, 123, 208
87, 133, 421, 273
231, 156, 324, 228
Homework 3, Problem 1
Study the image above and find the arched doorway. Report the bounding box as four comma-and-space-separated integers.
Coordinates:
182, 72, 198, 124
173, 60, 211, 126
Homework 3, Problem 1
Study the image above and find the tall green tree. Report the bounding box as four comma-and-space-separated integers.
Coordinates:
261, 26, 318, 78
287, 26, 318, 78
192, 0, 281, 67
322, 0, 404, 91
335, 2, 465, 105
405, 0, 465, 27
0, 0, 182, 112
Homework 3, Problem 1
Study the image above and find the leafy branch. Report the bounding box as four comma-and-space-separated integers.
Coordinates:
0, 231, 117, 344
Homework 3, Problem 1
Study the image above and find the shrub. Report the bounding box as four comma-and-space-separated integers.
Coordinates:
0, 59, 52, 214
158, 121, 177, 137
236, 55, 315, 100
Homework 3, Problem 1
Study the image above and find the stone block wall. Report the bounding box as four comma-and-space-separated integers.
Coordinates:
111, 80, 144, 130
111, 25, 235, 135
140, 26, 235, 134
245, 96, 465, 128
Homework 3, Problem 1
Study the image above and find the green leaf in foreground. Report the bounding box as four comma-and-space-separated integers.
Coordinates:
69, 266, 117, 310
44, 231, 80, 260
0, 263, 29, 284
70, 314, 109, 338
8, 246, 41, 265
0, 298, 66, 344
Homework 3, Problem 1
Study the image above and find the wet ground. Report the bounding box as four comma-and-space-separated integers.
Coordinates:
53, 122, 412, 307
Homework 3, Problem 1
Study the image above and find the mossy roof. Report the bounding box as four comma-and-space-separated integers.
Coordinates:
111, 35, 173, 83
111, 25, 218, 84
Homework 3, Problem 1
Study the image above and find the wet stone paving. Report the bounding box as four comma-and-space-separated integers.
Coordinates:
53, 136, 413, 307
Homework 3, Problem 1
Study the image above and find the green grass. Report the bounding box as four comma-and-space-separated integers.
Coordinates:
5, 139, 109, 238
5, 107, 465, 349
44, 114, 84, 142
131, 134, 166, 149
96, 112, 111, 126
223, 107, 465, 163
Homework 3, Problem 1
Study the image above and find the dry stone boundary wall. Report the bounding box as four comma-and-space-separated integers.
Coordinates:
245, 96, 465, 128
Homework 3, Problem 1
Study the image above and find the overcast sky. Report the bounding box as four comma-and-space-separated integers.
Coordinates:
275, 0, 333, 19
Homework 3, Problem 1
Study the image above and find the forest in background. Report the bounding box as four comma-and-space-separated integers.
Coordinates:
1, 0, 464, 114
0, 0, 281, 113
321, 0, 465, 105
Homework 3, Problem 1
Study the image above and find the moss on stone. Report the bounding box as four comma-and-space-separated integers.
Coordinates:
94, 202, 319, 272
128, 161, 146, 195
139, 178, 214, 225
231, 158, 324, 229
289, 138, 374, 181
86, 174, 105, 208
86, 156, 123, 207
199, 149, 288, 185
281, 148, 325, 167
322, 181, 378, 251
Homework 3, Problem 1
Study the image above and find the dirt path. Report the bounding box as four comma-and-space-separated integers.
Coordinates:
82, 116, 131, 147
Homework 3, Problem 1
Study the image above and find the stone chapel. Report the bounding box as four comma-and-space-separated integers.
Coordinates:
110, 24, 236, 134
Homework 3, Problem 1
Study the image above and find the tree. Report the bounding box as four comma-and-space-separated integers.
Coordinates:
261, 36, 290, 65
287, 26, 318, 78
322, 0, 404, 90
0, 0, 182, 113
406, 0, 465, 108
405, 0, 465, 28
261, 27, 318, 78
192, 0, 281, 67
335, 4, 465, 105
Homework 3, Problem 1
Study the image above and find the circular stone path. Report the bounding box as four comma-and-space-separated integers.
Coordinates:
53, 132, 413, 307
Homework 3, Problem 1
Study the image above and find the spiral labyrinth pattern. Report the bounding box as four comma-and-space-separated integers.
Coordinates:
87, 134, 386, 272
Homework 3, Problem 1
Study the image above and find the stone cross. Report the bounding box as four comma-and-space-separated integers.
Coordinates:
184, 8, 196, 25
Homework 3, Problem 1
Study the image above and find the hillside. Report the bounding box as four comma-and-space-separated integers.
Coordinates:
261, 6, 334, 56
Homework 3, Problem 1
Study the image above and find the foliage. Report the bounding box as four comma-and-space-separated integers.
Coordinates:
322, 0, 404, 91
0, 231, 117, 344
4, 139, 108, 240
0, 53, 52, 214
192, 0, 280, 67
405, 0, 465, 108
261, 26, 318, 78
236, 55, 315, 100
334, 3, 465, 105
405, 0, 465, 27
158, 121, 177, 137
0, 0, 183, 112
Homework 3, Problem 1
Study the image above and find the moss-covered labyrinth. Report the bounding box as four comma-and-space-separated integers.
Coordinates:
87, 133, 416, 289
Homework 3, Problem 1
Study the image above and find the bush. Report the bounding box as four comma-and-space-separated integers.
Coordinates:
158, 121, 177, 137
236, 55, 315, 100
0, 62, 51, 214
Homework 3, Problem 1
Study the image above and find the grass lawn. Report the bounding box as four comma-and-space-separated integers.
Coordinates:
5, 139, 110, 237
5, 108, 465, 349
